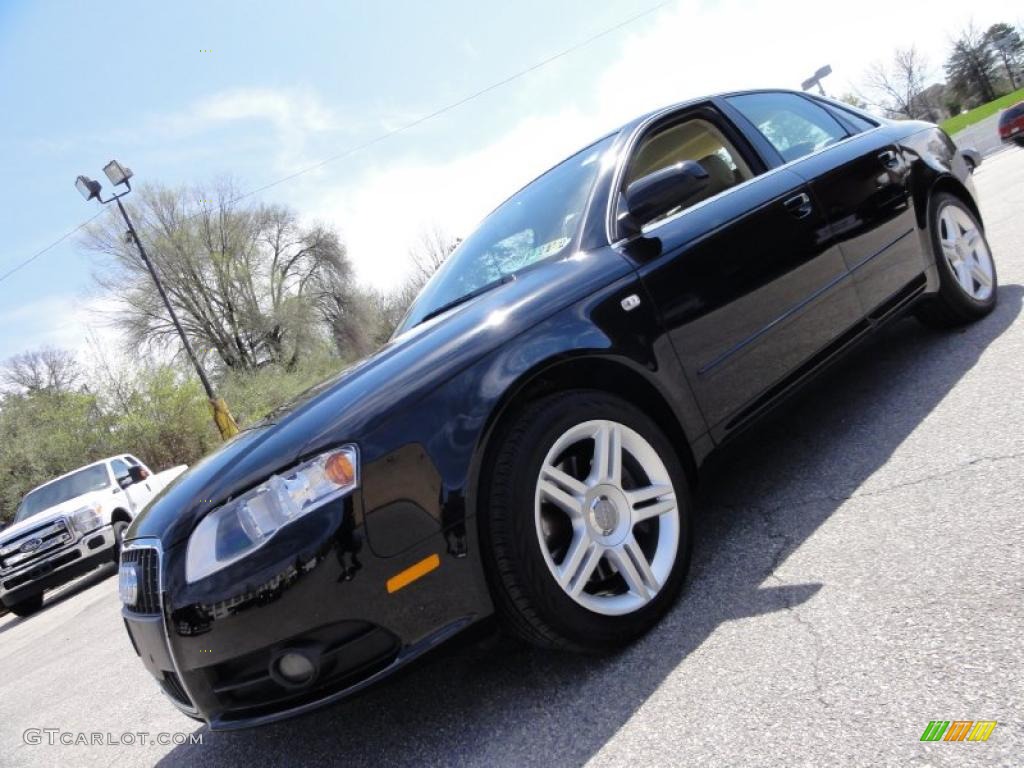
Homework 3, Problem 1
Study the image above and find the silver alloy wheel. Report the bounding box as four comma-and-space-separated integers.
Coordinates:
534, 419, 679, 616
937, 202, 994, 301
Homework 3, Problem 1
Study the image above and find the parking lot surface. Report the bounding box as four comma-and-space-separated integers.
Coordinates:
1, 150, 1022, 768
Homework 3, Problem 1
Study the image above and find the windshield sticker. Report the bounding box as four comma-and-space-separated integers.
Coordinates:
533, 237, 571, 261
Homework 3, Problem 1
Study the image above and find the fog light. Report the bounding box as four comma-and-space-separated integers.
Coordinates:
271, 648, 319, 688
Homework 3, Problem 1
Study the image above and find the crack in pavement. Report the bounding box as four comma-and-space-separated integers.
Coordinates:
703, 449, 1024, 520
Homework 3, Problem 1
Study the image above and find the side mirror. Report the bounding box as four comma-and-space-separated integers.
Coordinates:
117, 475, 133, 489
619, 160, 710, 238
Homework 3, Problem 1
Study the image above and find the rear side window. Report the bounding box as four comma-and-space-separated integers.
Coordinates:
728, 92, 848, 163
820, 101, 877, 133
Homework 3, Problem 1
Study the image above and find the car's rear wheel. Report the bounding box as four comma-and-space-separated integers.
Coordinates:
482, 390, 692, 652
916, 192, 997, 328
6, 594, 44, 617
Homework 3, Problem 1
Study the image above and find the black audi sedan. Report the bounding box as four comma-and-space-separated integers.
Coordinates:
119, 89, 996, 729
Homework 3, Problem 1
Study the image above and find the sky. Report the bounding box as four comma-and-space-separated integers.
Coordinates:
0, 0, 1016, 360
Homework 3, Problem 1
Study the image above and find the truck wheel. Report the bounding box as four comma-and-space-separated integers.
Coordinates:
6, 594, 44, 617
112, 521, 130, 563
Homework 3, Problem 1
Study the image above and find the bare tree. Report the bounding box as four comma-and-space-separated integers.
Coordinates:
407, 225, 460, 289
82, 180, 359, 371
862, 46, 933, 120
1, 347, 82, 393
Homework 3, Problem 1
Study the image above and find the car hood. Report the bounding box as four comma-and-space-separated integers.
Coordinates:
0, 490, 109, 544
129, 247, 634, 547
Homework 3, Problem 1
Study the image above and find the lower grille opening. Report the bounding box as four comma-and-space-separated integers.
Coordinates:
205, 621, 400, 718
3, 549, 81, 590
161, 671, 194, 708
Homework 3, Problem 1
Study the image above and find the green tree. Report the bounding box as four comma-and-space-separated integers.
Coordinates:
81, 180, 361, 372
945, 24, 1002, 107
0, 390, 115, 524
986, 23, 1023, 89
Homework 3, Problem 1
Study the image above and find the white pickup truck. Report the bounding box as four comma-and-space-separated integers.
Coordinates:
0, 455, 186, 618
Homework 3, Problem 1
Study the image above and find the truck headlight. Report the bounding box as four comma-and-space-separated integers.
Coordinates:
70, 504, 103, 536
185, 446, 359, 583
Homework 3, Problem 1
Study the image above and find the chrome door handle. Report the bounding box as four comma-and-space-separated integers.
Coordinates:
783, 192, 813, 219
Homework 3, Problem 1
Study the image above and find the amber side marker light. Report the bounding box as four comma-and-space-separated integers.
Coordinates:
386, 554, 441, 594
325, 451, 356, 485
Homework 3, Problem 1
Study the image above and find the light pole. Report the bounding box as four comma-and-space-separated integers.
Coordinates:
75, 162, 239, 440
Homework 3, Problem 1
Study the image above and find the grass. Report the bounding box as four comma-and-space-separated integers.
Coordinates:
941, 88, 1024, 135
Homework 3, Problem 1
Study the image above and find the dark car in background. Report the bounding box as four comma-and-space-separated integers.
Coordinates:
999, 101, 1024, 146
118, 89, 997, 729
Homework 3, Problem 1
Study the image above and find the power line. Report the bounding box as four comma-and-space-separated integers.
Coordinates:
230, 0, 674, 204
0, 0, 673, 286
0, 211, 104, 284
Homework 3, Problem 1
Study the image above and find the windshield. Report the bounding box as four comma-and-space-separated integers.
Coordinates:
398, 134, 615, 332
14, 464, 110, 523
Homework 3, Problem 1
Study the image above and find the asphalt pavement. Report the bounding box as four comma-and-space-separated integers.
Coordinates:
954, 114, 1005, 157
1, 150, 1022, 768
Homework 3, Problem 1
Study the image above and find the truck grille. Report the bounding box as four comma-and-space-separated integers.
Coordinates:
121, 546, 161, 615
0, 517, 73, 571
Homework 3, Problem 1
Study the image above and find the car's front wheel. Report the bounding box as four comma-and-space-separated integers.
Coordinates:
483, 390, 692, 652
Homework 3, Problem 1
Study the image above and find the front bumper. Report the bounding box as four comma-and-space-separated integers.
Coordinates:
120, 496, 491, 729
0, 525, 116, 605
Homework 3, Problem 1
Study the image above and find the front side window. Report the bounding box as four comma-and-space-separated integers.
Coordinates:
398, 134, 615, 332
111, 459, 131, 482
15, 464, 111, 522
728, 92, 848, 163
620, 116, 755, 230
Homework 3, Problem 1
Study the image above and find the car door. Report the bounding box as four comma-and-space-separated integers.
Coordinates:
725, 92, 921, 316
614, 104, 864, 437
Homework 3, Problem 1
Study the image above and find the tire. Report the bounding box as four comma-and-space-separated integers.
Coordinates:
6, 594, 44, 617
916, 192, 997, 328
111, 520, 130, 563
481, 390, 692, 652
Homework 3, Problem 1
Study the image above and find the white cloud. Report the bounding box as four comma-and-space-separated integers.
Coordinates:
0, 294, 125, 361
156, 87, 351, 175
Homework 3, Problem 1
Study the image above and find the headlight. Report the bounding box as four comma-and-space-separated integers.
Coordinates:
185, 446, 359, 583
70, 504, 103, 536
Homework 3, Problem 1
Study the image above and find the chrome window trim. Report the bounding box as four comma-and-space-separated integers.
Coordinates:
122, 538, 202, 718
603, 104, 883, 248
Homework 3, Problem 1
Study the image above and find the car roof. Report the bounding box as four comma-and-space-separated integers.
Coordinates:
618, 88, 884, 134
